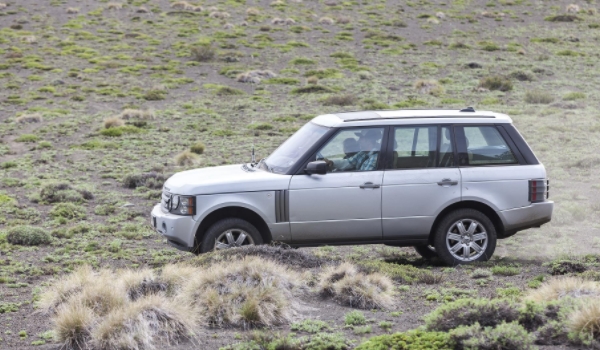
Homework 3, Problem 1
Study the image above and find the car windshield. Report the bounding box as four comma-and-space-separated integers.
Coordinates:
261, 122, 329, 174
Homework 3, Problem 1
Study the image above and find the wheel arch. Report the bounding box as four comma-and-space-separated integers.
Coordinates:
193, 206, 272, 252
428, 200, 505, 244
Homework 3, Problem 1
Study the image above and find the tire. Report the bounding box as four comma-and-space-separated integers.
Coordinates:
433, 209, 497, 266
414, 245, 438, 260
199, 218, 263, 254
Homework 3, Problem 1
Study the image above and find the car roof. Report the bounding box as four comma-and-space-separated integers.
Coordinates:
311, 109, 513, 128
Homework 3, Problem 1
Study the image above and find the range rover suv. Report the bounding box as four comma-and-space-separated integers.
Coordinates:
151, 108, 553, 265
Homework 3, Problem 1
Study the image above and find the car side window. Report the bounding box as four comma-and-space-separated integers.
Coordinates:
391, 126, 437, 169
438, 126, 455, 167
458, 126, 517, 165
316, 128, 384, 172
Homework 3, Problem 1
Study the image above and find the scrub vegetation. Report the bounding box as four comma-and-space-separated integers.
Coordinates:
1, 0, 600, 348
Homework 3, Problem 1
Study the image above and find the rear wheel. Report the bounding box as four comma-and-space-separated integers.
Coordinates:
433, 209, 496, 265
414, 245, 438, 260
199, 218, 263, 254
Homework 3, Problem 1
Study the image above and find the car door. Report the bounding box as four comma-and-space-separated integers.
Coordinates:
382, 125, 461, 239
289, 127, 387, 243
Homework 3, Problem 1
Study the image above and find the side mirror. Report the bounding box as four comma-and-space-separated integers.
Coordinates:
305, 161, 327, 175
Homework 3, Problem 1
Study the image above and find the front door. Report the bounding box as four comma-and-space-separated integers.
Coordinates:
289, 127, 386, 243
382, 125, 461, 238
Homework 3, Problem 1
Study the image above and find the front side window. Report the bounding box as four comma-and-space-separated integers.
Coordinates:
391, 126, 438, 169
316, 127, 384, 172
458, 126, 517, 165
263, 122, 329, 174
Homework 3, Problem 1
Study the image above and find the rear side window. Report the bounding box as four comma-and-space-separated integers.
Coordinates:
456, 126, 517, 166
391, 126, 437, 169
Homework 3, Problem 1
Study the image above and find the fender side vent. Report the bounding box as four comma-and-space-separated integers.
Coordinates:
275, 190, 289, 222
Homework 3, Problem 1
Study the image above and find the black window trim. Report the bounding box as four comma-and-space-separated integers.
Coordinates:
293, 125, 390, 175
453, 124, 525, 167
385, 124, 458, 171
498, 124, 539, 165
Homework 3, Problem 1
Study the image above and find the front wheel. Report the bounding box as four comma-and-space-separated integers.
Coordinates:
433, 209, 496, 265
199, 218, 263, 254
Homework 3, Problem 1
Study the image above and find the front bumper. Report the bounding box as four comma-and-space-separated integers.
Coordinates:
498, 200, 554, 234
150, 204, 196, 252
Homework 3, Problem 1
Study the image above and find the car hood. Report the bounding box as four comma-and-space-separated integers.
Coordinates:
163, 164, 291, 195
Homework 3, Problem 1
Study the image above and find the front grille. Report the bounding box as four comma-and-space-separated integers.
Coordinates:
161, 190, 171, 213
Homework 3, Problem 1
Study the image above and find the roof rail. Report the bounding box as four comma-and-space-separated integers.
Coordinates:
460, 106, 475, 112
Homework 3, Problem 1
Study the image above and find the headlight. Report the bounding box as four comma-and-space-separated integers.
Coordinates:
168, 195, 195, 216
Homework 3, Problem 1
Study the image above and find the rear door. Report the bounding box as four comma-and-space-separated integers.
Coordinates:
382, 125, 461, 239
455, 125, 536, 211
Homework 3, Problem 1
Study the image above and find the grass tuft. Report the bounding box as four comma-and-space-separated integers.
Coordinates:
7, 226, 51, 246
174, 151, 199, 166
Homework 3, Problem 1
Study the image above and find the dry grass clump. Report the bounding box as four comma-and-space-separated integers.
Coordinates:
66, 7, 79, 14
0, 3, 7, 9
478, 75, 513, 92
271, 17, 295, 25
180, 257, 302, 328
318, 262, 394, 309
122, 172, 167, 189
175, 150, 199, 166
319, 16, 335, 25
119, 108, 154, 120
566, 4, 580, 13
191, 45, 216, 62
16, 113, 43, 123
103, 116, 124, 129
246, 7, 260, 16
136, 6, 149, 13
40, 266, 196, 350
210, 11, 230, 19
21, 35, 36, 44
322, 93, 357, 106
171, 1, 195, 10
414, 79, 444, 96
236, 70, 277, 84
569, 299, 600, 339
525, 277, 600, 302
335, 15, 351, 24
107, 2, 123, 10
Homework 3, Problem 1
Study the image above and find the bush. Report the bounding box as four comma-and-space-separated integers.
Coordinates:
291, 85, 334, 94
249, 123, 274, 130
450, 322, 536, 350
471, 268, 492, 279
563, 92, 586, 101
291, 320, 330, 333
524, 90, 554, 104
547, 259, 587, 275
16, 134, 40, 142
478, 76, 513, 91
545, 15, 581, 22
38, 183, 93, 204
191, 45, 216, 62
357, 260, 434, 284
425, 298, 519, 332
143, 89, 166, 101
322, 94, 357, 106
122, 172, 167, 189
49, 203, 87, 220
103, 116, 124, 129
6, 226, 52, 246
356, 330, 454, 350
414, 79, 444, 96
189, 142, 205, 155
491, 265, 521, 276
345, 310, 366, 326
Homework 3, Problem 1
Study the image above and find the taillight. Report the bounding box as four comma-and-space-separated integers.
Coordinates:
529, 179, 548, 203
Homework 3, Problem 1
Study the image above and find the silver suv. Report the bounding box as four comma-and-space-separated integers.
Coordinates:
151, 108, 553, 265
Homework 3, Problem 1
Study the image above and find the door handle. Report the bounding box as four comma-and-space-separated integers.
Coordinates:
360, 182, 380, 189
437, 178, 458, 186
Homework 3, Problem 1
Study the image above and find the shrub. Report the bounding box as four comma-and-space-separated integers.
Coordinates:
491, 265, 521, 276
425, 298, 519, 332
524, 90, 554, 104
39, 183, 92, 203
345, 310, 366, 326
322, 94, 357, 106
263, 77, 299, 85
450, 322, 536, 350
143, 89, 166, 101
356, 330, 454, 350
6, 226, 51, 246
471, 268, 492, 279
49, 203, 87, 220
478, 75, 513, 91
190, 142, 205, 155
119, 108, 154, 120
545, 15, 581, 22
191, 45, 216, 62
563, 92, 586, 101
291, 320, 330, 333
547, 259, 587, 275
15, 113, 43, 123
304, 68, 343, 79
318, 262, 394, 309
510, 70, 535, 81
122, 172, 167, 189
249, 123, 274, 130
15, 134, 40, 142
291, 85, 334, 94
357, 260, 434, 284
290, 57, 316, 65
174, 150, 199, 166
